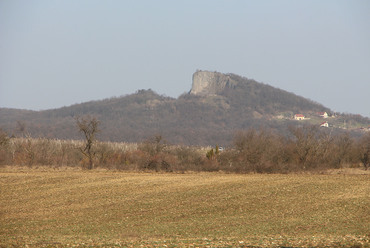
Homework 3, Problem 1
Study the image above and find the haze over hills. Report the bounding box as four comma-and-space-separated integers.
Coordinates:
1, 71, 369, 146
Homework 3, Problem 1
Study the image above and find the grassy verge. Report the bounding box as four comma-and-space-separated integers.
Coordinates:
1, 167, 369, 247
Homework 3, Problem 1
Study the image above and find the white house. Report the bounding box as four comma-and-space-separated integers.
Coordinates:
294, 114, 305, 120
320, 121, 329, 128
318, 112, 328, 118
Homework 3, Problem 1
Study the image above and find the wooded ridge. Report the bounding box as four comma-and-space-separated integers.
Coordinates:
1, 71, 369, 146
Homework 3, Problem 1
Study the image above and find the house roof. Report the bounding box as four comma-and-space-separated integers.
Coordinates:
295, 114, 304, 117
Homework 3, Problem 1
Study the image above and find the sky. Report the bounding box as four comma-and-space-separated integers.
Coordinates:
1, 0, 370, 117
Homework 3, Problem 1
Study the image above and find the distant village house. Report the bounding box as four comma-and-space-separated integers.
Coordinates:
318, 112, 328, 118
294, 114, 305, 120
320, 121, 329, 128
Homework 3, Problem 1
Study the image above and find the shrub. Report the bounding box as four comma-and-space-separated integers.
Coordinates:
0, 129, 10, 165
358, 133, 370, 170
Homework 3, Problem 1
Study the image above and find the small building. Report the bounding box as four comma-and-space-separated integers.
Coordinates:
318, 112, 328, 118
320, 121, 329, 128
294, 114, 305, 120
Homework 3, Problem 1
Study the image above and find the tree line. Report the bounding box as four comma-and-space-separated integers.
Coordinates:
0, 115, 369, 173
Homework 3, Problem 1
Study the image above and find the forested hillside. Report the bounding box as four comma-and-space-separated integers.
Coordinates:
1, 71, 369, 146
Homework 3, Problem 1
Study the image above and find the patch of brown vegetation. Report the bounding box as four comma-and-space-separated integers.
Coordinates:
1, 169, 369, 247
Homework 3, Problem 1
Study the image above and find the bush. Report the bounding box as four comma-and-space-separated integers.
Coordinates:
0, 129, 10, 165
358, 133, 370, 170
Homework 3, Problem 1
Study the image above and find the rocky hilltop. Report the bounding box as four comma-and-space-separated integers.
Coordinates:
190, 70, 236, 96
1, 70, 368, 146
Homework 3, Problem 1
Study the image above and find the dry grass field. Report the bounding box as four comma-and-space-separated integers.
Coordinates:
0, 167, 369, 247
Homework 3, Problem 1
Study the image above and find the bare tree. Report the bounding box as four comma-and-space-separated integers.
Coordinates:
359, 133, 370, 170
289, 125, 324, 169
0, 128, 9, 147
233, 128, 275, 172
76, 116, 100, 169
16, 120, 27, 137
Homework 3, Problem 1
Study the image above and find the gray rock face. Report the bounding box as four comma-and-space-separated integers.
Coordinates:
190, 70, 231, 96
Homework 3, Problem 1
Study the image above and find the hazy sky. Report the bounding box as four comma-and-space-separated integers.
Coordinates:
1, 0, 369, 117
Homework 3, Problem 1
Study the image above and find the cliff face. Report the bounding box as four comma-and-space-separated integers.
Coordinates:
190, 70, 232, 96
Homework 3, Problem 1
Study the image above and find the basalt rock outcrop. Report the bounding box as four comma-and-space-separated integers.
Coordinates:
189, 70, 236, 96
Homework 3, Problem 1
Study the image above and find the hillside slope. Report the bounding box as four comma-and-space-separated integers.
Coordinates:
1, 71, 368, 145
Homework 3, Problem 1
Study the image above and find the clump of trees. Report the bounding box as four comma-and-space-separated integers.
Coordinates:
212, 126, 369, 173
0, 124, 369, 173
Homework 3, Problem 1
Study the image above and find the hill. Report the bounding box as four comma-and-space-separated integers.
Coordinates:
1, 70, 369, 146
